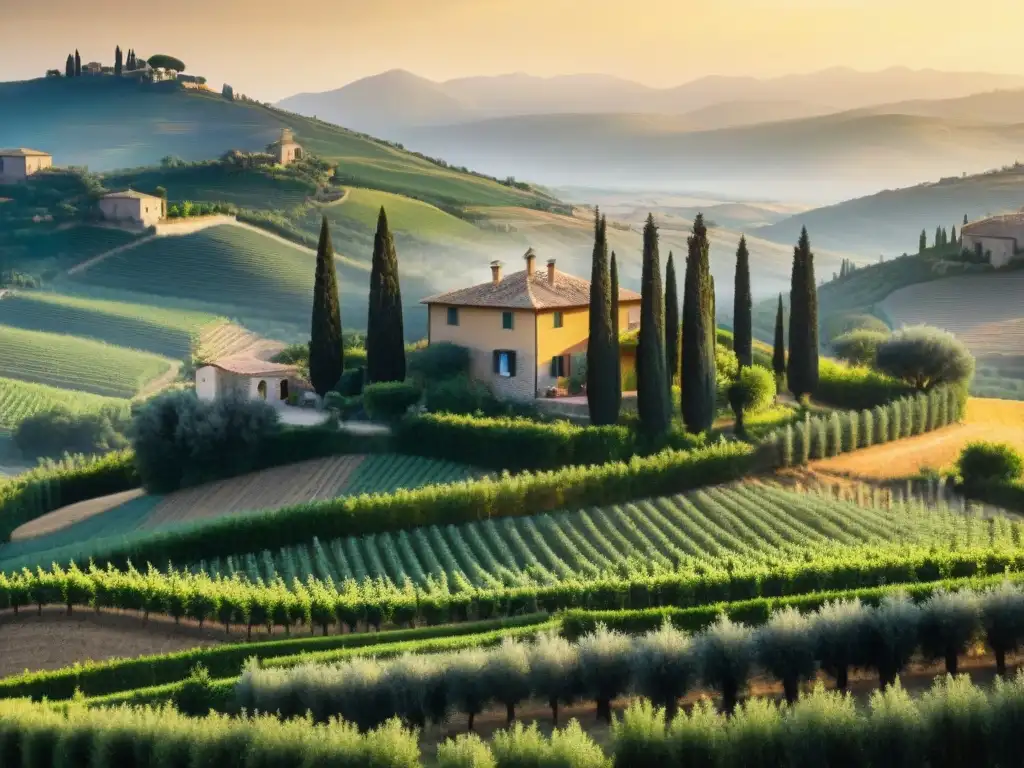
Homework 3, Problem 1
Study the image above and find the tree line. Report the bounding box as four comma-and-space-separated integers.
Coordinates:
586, 213, 821, 436
61, 47, 142, 77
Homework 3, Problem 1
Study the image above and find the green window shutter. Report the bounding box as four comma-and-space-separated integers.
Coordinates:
550, 357, 558, 377
508, 351, 517, 377
502, 312, 513, 330
493, 350, 500, 374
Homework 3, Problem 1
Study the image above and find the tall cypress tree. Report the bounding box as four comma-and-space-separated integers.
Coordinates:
772, 294, 786, 380
115, 46, 123, 76
919, 230, 927, 254
610, 252, 622, 415
587, 211, 616, 424
637, 214, 670, 437
934, 227, 942, 248
65, 54, 74, 78
951, 224, 957, 245
733, 235, 752, 368
366, 207, 406, 383
309, 216, 344, 396
664, 251, 680, 389
74, 50, 81, 77
681, 213, 716, 434
787, 227, 819, 399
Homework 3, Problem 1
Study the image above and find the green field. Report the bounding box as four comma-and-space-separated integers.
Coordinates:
0, 325, 174, 398
343, 453, 481, 496
0, 377, 128, 437
0, 224, 141, 273
0, 78, 558, 211
0, 291, 220, 359
191, 483, 1019, 593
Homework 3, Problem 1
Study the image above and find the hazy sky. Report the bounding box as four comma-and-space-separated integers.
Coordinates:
2, 0, 1022, 101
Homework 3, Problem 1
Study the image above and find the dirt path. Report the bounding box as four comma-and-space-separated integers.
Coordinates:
136, 360, 183, 399
811, 398, 1024, 481
10, 488, 146, 541
66, 234, 156, 276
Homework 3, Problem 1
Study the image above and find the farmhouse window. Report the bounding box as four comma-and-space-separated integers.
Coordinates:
493, 350, 517, 377
550, 355, 567, 378
447, 307, 459, 326
502, 311, 514, 330
553, 311, 564, 328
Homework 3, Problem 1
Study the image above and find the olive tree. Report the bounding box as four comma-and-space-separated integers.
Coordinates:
831, 329, 888, 367
577, 624, 633, 724
917, 590, 981, 675
630, 620, 697, 721
875, 326, 975, 390
694, 616, 755, 713
755, 607, 817, 703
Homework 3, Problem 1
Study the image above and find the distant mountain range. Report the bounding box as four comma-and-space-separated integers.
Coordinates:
277, 67, 1024, 137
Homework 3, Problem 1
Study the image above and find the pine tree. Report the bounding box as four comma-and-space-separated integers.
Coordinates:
65, 54, 74, 78
115, 46, 122, 76
772, 294, 786, 381
637, 214, 670, 437
74, 50, 81, 77
919, 230, 927, 254
681, 214, 717, 434
787, 227, 819, 399
733, 235, 752, 368
309, 216, 344, 396
610, 252, 622, 415
366, 207, 406, 384
664, 251, 680, 389
587, 211, 617, 424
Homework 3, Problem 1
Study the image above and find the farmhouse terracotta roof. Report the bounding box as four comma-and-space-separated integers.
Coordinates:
205, 356, 297, 377
422, 259, 642, 310
0, 148, 51, 157
101, 190, 163, 201
961, 214, 1024, 240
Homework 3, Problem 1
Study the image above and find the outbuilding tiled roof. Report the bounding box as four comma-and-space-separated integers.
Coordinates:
422, 255, 642, 310
101, 190, 163, 201
961, 213, 1024, 240
0, 148, 50, 157
204, 356, 297, 377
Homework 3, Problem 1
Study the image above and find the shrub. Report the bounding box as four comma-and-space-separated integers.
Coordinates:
917, 590, 980, 675
723, 696, 784, 766
694, 616, 754, 713
424, 376, 499, 416
783, 685, 864, 767
362, 381, 422, 422
130, 390, 280, 493
629, 620, 696, 721
668, 699, 727, 766
334, 367, 365, 397
612, 700, 671, 768
831, 330, 888, 366
957, 442, 1023, 488
577, 624, 633, 724
731, 365, 776, 414
407, 343, 471, 383
14, 405, 130, 461
816, 359, 913, 409
875, 326, 975, 391
918, 674, 993, 768
172, 663, 215, 716
754, 607, 817, 703
860, 409, 874, 448
821, 312, 890, 343
865, 682, 926, 768
437, 734, 495, 768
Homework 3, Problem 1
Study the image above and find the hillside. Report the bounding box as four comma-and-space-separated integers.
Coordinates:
760, 163, 1024, 255
395, 111, 1024, 204
0, 77, 559, 211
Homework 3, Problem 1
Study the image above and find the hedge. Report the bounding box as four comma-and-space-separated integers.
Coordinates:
0, 614, 552, 702
62, 440, 757, 569
815, 358, 914, 409
967, 480, 1024, 514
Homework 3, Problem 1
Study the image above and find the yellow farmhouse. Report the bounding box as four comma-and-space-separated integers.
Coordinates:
422, 249, 641, 401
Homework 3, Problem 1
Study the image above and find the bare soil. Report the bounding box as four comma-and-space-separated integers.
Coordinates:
10, 488, 146, 541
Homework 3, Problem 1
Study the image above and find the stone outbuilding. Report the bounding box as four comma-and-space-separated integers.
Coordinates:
195, 355, 303, 406
0, 148, 53, 183
960, 213, 1024, 269
98, 190, 166, 228
267, 128, 303, 166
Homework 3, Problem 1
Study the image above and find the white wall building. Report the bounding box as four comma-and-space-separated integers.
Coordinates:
960, 213, 1024, 269
195, 356, 300, 405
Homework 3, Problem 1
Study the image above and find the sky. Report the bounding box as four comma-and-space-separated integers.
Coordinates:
2, 0, 1022, 102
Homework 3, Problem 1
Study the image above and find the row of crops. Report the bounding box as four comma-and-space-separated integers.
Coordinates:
343, 454, 482, 496
0, 325, 174, 398
193, 483, 1023, 593
0, 292, 219, 360
0, 225, 139, 271
0, 377, 128, 437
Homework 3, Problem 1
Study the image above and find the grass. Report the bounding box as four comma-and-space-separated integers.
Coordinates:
0, 325, 174, 398
0, 377, 128, 437
0, 224, 141, 273
0, 291, 220, 359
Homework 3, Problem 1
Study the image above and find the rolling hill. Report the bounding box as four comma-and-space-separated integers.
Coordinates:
759, 164, 1024, 255
0, 77, 559, 211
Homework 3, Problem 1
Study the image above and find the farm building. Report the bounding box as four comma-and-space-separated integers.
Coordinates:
98, 190, 166, 228
0, 148, 53, 183
195, 355, 305, 406
267, 128, 303, 166
422, 249, 641, 401
960, 213, 1024, 268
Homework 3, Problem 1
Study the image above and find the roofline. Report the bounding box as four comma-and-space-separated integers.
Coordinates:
420, 296, 643, 310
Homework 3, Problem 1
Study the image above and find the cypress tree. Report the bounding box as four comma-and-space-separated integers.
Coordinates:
681, 213, 716, 434
636, 214, 670, 437
664, 251, 680, 389
919, 230, 927, 253
610, 252, 622, 415
733, 235, 752, 368
772, 294, 786, 380
309, 216, 344, 396
65, 54, 74, 78
366, 207, 406, 383
951, 224, 957, 244
115, 46, 122, 76
74, 50, 81, 77
964, 214, 969, 226
787, 227, 819, 399
934, 227, 942, 248
587, 211, 616, 424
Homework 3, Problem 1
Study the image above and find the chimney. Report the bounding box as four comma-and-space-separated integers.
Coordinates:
490, 260, 503, 285
524, 248, 536, 276
547, 259, 556, 284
